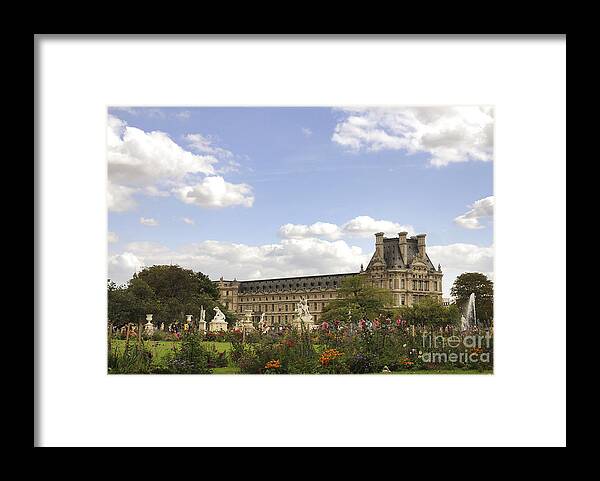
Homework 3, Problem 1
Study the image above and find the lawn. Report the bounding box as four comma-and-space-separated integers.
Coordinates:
388, 369, 492, 375
110, 339, 233, 367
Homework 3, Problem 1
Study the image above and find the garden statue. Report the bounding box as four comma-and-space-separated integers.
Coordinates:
198, 306, 207, 332
296, 297, 312, 321
160, 322, 165, 331
213, 306, 226, 322
258, 312, 267, 331
292, 296, 314, 330
209, 307, 228, 332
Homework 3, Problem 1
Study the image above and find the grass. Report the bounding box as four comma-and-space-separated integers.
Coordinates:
212, 366, 241, 374
388, 369, 492, 375
110, 339, 233, 367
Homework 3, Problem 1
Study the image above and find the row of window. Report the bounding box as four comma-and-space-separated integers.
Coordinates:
383, 279, 441, 291
238, 302, 327, 313
231, 293, 336, 302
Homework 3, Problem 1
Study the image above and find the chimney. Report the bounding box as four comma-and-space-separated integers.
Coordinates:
416, 234, 426, 258
398, 232, 408, 264
375, 232, 384, 258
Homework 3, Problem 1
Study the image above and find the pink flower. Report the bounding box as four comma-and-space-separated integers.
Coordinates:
359, 319, 366, 329
373, 319, 381, 329
321, 321, 329, 330
396, 318, 402, 326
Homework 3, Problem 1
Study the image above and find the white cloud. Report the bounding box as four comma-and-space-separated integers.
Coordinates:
332, 106, 494, 166
108, 231, 119, 243
108, 116, 216, 187
143, 185, 170, 197
107, 182, 138, 212
184, 133, 233, 159
108, 252, 145, 284
302, 127, 313, 137
107, 116, 254, 212
279, 216, 415, 240
140, 217, 159, 227
427, 243, 494, 296
182, 217, 195, 225
279, 222, 342, 240
341, 216, 415, 238
175, 176, 254, 208
108, 238, 369, 285
454, 196, 494, 230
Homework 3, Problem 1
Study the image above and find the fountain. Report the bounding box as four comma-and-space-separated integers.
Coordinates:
461, 293, 477, 331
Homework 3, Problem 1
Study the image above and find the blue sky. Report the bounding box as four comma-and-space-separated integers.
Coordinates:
107, 106, 494, 296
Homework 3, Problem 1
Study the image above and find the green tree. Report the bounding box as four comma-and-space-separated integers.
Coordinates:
321, 275, 394, 322
400, 296, 443, 327
444, 303, 461, 326
399, 296, 460, 328
127, 277, 158, 324
110, 265, 233, 326
450, 272, 494, 325
135, 265, 202, 303
107, 280, 133, 327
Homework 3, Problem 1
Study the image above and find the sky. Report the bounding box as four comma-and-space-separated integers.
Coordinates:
107, 106, 494, 297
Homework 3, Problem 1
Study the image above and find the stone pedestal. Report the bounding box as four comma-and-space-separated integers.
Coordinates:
236, 310, 255, 332
292, 315, 314, 331
209, 319, 228, 332
239, 319, 255, 331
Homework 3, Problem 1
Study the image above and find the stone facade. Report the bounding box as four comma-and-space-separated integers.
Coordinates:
215, 232, 443, 326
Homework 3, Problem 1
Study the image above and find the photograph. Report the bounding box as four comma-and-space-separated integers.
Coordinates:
107, 106, 494, 375
36, 35, 565, 447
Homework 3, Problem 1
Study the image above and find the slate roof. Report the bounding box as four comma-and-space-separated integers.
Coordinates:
236, 272, 358, 294
371, 237, 436, 271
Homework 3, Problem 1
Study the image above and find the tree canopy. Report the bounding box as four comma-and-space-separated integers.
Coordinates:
320, 275, 394, 322
107, 265, 232, 326
399, 296, 460, 327
450, 272, 494, 325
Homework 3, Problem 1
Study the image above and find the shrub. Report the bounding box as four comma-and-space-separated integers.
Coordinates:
108, 343, 153, 374
149, 329, 178, 341
164, 332, 211, 374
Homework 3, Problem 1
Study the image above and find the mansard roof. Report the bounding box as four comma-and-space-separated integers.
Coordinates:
237, 272, 358, 294
371, 237, 436, 271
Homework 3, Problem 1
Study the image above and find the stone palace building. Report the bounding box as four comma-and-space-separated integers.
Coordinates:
215, 232, 443, 325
